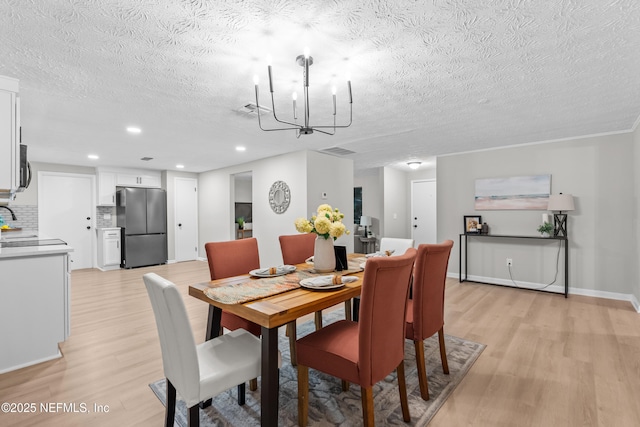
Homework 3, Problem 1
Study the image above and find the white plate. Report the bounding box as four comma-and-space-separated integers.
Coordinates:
249, 266, 296, 278
299, 278, 345, 290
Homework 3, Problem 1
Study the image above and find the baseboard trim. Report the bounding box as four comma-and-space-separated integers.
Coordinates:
449, 272, 640, 312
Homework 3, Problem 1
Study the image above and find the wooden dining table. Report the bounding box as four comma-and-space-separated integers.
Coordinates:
188, 255, 365, 427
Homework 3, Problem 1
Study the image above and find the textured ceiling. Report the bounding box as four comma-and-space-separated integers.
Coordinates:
1, 0, 639, 173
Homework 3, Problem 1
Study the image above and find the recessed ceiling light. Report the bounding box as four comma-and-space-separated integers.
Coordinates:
236, 146, 246, 152
176, 164, 185, 169
407, 161, 422, 170
88, 154, 99, 160
126, 126, 142, 134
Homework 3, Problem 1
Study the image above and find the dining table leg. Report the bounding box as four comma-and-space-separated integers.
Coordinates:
261, 326, 280, 426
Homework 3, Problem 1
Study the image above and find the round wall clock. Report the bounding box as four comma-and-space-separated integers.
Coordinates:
268, 180, 291, 214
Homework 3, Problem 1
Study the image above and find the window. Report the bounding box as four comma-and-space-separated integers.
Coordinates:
354, 187, 362, 224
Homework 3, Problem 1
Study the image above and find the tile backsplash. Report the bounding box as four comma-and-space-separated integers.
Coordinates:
0, 205, 117, 231
1, 205, 38, 230
96, 206, 117, 228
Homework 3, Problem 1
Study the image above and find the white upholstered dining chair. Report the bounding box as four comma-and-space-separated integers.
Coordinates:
143, 272, 264, 427
379, 237, 415, 255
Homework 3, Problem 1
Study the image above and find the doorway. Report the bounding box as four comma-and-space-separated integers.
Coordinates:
38, 171, 95, 270
233, 172, 252, 239
174, 177, 198, 262
411, 179, 437, 244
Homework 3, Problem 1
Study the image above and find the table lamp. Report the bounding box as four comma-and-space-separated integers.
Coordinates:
360, 215, 372, 237
547, 193, 575, 237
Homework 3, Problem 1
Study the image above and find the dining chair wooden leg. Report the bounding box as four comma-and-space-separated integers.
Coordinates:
352, 297, 360, 321
344, 300, 352, 321
187, 404, 200, 427
314, 311, 323, 330
165, 379, 176, 427
360, 386, 375, 427
341, 380, 349, 391
414, 340, 430, 401
297, 365, 309, 427
249, 379, 258, 392
438, 327, 449, 374
287, 322, 298, 366
396, 360, 411, 422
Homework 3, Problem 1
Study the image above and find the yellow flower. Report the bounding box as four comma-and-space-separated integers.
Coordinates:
317, 204, 333, 215
329, 221, 346, 238
314, 216, 331, 234
295, 218, 313, 233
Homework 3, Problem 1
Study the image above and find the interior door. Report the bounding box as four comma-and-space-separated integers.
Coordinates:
411, 180, 437, 245
174, 177, 198, 262
38, 171, 95, 270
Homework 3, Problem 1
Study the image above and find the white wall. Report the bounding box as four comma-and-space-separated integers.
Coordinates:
383, 166, 410, 239
306, 151, 354, 252
633, 123, 640, 309
438, 132, 636, 300
234, 176, 252, 202
198, 150, 353, 267
354, 168, 384, 237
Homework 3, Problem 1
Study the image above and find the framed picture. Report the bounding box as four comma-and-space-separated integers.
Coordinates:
475, 174, 551, 210
464, 215, 482, 234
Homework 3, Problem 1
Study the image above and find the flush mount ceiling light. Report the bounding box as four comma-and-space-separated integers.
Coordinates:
87, 154, 99, 160
253, 47, 352, 138
236, 146, 246, 152
126, 126, 141, 134
176, 164, 184, 169
407, 161, 422, 169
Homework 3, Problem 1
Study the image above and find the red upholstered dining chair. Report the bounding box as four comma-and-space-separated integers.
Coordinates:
405, 240, 454, 401
278, 234, 353, 365
296, 248, 417, 427
204, 238, 262, 401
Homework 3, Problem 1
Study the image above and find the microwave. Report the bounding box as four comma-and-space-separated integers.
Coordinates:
17, 143, 31, 192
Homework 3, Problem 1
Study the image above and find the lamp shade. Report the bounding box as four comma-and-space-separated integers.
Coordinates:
547, 194, 575, 212
360, 215, 372, 227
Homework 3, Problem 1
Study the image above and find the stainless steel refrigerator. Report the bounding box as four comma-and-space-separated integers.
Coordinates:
116, 187, 167, 268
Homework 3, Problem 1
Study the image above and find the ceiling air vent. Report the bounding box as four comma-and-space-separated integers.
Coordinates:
320, 147, 356, 156
140, 157, 153, 161
235, 103, 272, 117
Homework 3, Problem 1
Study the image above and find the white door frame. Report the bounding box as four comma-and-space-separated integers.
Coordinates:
37, 171, 96, 269
173, 176, 199, 262
410, 179, 437, 245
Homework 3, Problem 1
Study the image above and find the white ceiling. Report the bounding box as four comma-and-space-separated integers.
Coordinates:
1, 0, 639, 173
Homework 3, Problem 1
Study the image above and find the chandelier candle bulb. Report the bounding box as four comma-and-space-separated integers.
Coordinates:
268, 65, 273, 93
348, 80, 352, 103
332, 87, 337, 115
292, 92, 297, 119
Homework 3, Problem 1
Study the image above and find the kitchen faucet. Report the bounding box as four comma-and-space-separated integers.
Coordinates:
0, 206, 17, 220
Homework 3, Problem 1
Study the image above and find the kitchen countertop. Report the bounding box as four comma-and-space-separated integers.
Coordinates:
0, 230, 74, 259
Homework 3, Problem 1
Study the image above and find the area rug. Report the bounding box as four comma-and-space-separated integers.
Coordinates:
150, 310, 485, 426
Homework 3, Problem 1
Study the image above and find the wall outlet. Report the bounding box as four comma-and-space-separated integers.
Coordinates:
506, 258, 513, 267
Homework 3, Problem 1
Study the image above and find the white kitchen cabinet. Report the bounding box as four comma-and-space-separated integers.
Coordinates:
115, 170, 161, 187
96, 167, 161, 206
0, 75, 19, 202
96, 227, 121, 270
0, 250, 71, 373
97, 171, 117, 206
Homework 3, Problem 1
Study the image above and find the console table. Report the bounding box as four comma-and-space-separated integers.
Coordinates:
459, 233, 568, 298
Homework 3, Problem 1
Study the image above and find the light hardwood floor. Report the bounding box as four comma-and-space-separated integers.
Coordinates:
1, 260, 639, 426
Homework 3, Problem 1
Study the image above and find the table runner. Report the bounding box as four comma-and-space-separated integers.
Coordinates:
204, 263, 365, 305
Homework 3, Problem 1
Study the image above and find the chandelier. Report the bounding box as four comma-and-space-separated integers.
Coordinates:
253, 47, 352, 137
